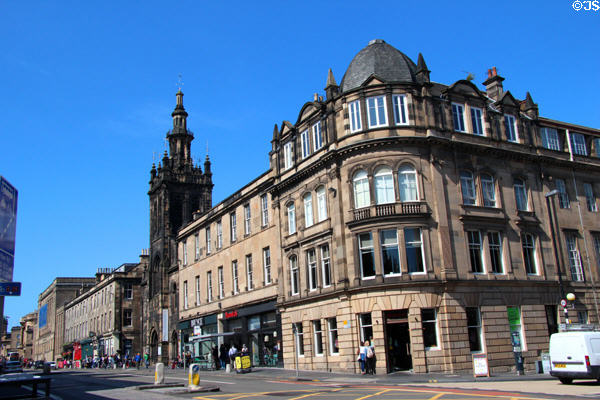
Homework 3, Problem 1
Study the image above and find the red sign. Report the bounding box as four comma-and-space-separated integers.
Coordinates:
225, 310, 238, 319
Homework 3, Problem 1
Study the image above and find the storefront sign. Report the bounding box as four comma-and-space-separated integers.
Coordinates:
190, 318, 204, 327
472, 353, 490, 377
225, 310, 238, 319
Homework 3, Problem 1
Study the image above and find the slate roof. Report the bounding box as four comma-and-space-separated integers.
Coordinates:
340, 39, 418, 93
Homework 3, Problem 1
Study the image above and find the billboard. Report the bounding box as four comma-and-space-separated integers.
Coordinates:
39, 303, 48, 328
0, 176, 18, 282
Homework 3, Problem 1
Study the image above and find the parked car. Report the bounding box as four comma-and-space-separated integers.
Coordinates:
549, 329, 600, 384
34, 360, 45, 369
46, 361, 57, 369
2, 361, 23, 374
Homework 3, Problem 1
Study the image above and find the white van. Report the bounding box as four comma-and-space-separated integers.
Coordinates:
549, 330, 600, 384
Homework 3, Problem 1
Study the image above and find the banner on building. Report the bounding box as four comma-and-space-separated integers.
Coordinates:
39, 304, 48, 328
0, 176, 18, 282
162, 309, 168, 342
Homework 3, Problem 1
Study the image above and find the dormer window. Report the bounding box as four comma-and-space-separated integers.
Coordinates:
393, 95, 408, 125
300, 130, 310, 159
312, 121, 323, 151
470, 107, 484, 135
366, 96, 387, 128
452, 103, 466, 132
504, 114, 518, 142
349, 100, 362, 133
283, 142, 294, 170
541, 127, 560, 151
570, 132, 587, 156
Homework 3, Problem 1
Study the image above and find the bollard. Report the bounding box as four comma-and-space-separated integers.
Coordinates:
154, 362, 165, 385
225, 363, 231, 373
188, 363, 201, 389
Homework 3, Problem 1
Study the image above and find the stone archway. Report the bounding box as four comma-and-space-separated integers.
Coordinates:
150, 330, 159, 362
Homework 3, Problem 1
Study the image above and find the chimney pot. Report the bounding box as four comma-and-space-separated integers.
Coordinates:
487, 69, 492, 79
492, 66, 498, 76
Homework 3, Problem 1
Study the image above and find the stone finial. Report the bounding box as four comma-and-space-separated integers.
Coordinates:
416, 53, 430, 83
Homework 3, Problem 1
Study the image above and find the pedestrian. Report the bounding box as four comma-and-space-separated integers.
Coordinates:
357, 341, 366, 374
365, 340, 375, 374
228, 344, 238, 367
143, 353, 149, 369
212, 345, 220, 370
219, 343, 228, 369
134, 353, 141, 369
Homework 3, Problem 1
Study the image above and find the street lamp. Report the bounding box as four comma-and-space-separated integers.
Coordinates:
545, 190, 568, 325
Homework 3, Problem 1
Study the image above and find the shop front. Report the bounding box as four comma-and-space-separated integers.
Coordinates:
178, 314, 218, 362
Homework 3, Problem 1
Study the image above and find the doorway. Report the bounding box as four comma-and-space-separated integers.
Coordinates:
384, 310, 412, 372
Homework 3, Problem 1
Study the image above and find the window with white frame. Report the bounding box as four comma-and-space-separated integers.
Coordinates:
584, 183, 597, 212
244, 204, 251, 235
392, 94, 408, 125
124, 283, 133, 300
566, 232, 585, 281
488, 231, 504, 274
283, 142, 294, 170
205, 227, 211, 254
381, 229, 400, 275
421, 308, 439, 348
467, 307, 483, 352
359, 233, 376, 278
218, 266, 224, 299
514, 178, 528, 211
349, 100, 362, 133
374, 166, 394, 204
313, 320, 324, 355
246, 254, 253, 290
328, 318, 339, 354
216, 220, 222, 249
230, 212, 237, 242
359, 313, 373, 343
570, 132, 587, 156
183, 280, 188, 309
206, 271, 213, 302
313, 121, 323, 151
290, 256, 299, 295
504, 114, 518, 142
294, 322, 304, 356
470, 107, 484, 135
195, 275, 200, 305
522, 233, 537, 275
398, 165, 418, 202
261, 194, 269, 226
405, 227, 425, 273
460, 171, 476, 205
232, 261, 239, 294
316, 186, 327, 222
320, 244, 331, 288
300, 129, 310, 159
304, 193, 314, 228
452, 103, 466, 132
366, 95, 387, 128
541, 127, 560, 151
263, 247, 271, 285
194, 233, 200, 260
467, 230, 484, 273
353, 170, 370, 208
287, 203, 296, 234
182, 239, 188, 266
481, 173, 496, 207
307, 249, 317, 291
556, 179, 570, 209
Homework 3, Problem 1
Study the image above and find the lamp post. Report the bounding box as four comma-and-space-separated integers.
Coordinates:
291, 324, 299, 378
545, 190, 569, 325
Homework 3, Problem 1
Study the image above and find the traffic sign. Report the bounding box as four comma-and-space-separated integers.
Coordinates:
0, 282, 21, 296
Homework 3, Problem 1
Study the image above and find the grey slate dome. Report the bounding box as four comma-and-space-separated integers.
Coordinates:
340, 39, 418, 93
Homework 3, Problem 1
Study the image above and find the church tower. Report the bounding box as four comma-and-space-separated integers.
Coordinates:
145, 90, 213, 362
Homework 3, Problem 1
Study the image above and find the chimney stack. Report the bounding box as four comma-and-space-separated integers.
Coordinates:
483, 66, 504, 101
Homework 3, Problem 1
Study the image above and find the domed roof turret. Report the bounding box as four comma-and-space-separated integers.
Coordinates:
340, 39, 418, 93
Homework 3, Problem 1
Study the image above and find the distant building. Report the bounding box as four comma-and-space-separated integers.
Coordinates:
18, 311, 37, 360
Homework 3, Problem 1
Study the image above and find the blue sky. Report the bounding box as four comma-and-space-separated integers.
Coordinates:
1, 1, 598, 329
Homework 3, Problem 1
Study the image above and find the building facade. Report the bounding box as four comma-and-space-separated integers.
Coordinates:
174, 39, 600, 374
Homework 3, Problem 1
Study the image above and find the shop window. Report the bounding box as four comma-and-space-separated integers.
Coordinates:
248, 316, 260, 331
466, 307, 483, 353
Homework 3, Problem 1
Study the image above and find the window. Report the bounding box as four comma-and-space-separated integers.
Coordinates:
452, 103, 466, 132
246, 254, 253, 290
244, 204, 251, 235
290, 256, 299, 295
398, 165, 418, 202
312, 121, 323, 151
541, 127, 560, 151
594, 234, 600, 271
578, 310, 589, 324
313, 320, 323, 356
366, 95, 387, 128
230, 212, 237, 242
392, 94, 408, 125
207, 271, 213, 302
421, 309, 438, 348
182, 240, 187, 266
359, 313, 373, 343
570, 132, 587, 156
195, 275, 200, 305
380, 230, 400, 275
300, 130, 310, 159
123, 309, 132, 327
320, 244, 331, 288
507, 306, 525, 351
488, 232, 503, 274
205, 227, 211, 254
349, 100, 362, 133
218, 267, 224, 299
294, 322, 304, 356
287, 203, 296, 234
316, 186, 327, 222
545, 305, 558, 335
284, 142, 294, 170
263, 247, 271, 285
405, 227, 425, 273
307, 249, 317, 291
232, 261, 239, 294
261, 194, 269, 226
460, 171, 476, 205
584, 183, 597, 212
183, 280, 188, 309
556, 179, 570, 209
467, 231, 484, 273
566, 233, 585, 282
304, 193, 314, 227
595, 138, 600, 157
522, 233, 537, 275
353, 170, 370, 208
195, 233, 200, 260
470, 107, 484, 135
216, 220, 222, 249
466, 307, 483, 352
504, 114, 518, 142
374, 166, 394, 204
124, 283, 133, 300
358, 233, 376, 278
514, 178, 528, 211
328, 318, 339, 354
481, 174, 496, 207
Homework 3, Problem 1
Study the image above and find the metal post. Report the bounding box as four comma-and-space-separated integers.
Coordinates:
292, 324, 299, 378
546, 191, 568, 324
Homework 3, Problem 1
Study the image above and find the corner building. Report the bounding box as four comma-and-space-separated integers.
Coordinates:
176, 39, 600, 374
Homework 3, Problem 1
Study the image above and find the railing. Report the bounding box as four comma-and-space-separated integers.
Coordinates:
353, 202, 427, 222
353, 208, 371, 220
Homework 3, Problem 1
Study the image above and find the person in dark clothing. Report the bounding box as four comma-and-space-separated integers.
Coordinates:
212, 346, 220, 370
219, 343, 228, 369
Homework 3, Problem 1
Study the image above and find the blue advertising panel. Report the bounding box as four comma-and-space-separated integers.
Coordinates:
39, 303, 48, 328
0, 282, 21, 296
0, 176, 18, 282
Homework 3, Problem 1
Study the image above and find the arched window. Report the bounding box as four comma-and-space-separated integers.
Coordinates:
287, 203, 296, 234
289, 255, 299, 295
303, 193, 313, 227
480, 173, 496, 207
398, 165, 418, 202
353, 170, 370, 209
316, 186, 327, 222
374, 166, 394, 204
514, 178, 528, 211
460, 170, 476, 205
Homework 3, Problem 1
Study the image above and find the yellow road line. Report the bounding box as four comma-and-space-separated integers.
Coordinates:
355, 388, 391, 400
288, 392, 326, 400
429, 393, 444, 400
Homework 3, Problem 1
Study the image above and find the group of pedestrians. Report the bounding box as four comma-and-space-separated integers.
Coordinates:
357, 340, 376, 374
